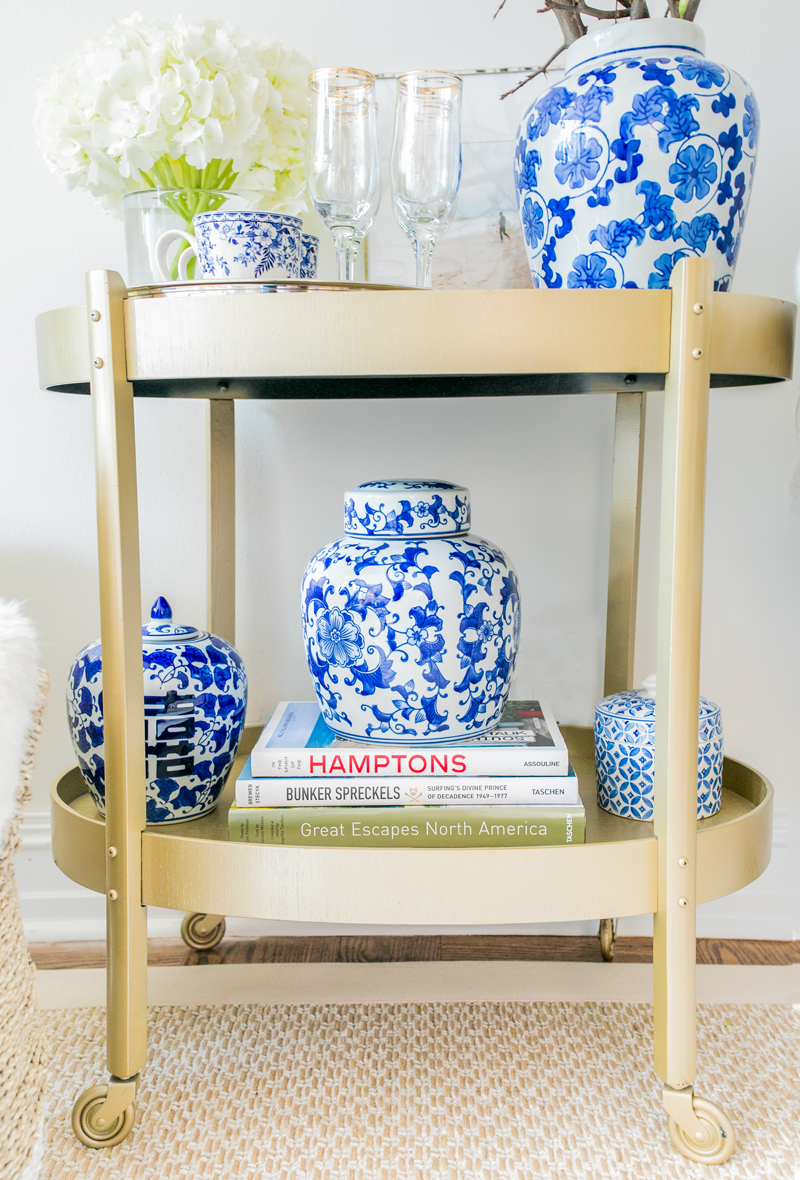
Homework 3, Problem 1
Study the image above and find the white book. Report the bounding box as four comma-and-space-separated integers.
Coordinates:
249, 699, 569, 778
234, 758, 581, 808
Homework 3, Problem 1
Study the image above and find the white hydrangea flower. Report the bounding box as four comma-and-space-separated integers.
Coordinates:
33, 13, 312, 215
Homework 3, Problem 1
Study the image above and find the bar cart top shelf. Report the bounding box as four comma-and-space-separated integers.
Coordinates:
36, 286, 795, 399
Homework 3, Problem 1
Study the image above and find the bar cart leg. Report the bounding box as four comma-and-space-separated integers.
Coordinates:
598, 389, 648, 959
71, 272, 146, 1148
603, 389, 647, 699
178, 400, 237, 948
206, 398, 235, 642
653, 257, 734, 1165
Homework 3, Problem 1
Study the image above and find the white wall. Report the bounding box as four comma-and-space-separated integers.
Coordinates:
3, 0, 798, 941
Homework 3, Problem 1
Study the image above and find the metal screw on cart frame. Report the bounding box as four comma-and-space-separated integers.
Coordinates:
217, 381, 229, 392
93, 357, 104, 368
678, 897, 688, 907
90, 310, 101, 321
678, 857, 688, 867
693, 302, 704, 314
108, 847, 117, 858
624, 374, 636, 385
692, 348, 703, 359
108, 889, 118, 901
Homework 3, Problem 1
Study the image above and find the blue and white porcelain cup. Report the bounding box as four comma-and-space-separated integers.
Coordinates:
155, 210, 302, 281
594, 674, 723, 821
300, 233, 319, 279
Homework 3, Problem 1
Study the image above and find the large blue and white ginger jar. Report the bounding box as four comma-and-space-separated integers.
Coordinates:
301, 480, 521, 744
67, 597, 247, 824
595, 674, 722, 820
514, 19, 759, 291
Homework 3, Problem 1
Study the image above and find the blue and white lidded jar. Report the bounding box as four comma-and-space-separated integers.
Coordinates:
594, 674, 722, 821
301, 479, 521, 744
67, 597, 247, 824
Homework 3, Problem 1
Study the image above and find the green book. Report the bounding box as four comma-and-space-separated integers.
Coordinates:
228, 804, 585, 848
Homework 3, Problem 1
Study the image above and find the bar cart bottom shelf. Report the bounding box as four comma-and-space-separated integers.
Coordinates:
53, 725, 769, 1161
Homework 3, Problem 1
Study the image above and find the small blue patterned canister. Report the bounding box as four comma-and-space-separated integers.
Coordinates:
595, 675, 722, 821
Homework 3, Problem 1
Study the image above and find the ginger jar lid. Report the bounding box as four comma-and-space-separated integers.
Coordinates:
596, 674, 720, 722
141, 596, 200, 643
343, 479, 470, 538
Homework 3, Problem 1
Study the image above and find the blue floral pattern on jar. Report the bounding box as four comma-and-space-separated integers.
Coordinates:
344, 479, 470, 539
514, 24, 758, 292
301, 480, 520, 744
67, 597, 247, 824
594, 683, 722, 821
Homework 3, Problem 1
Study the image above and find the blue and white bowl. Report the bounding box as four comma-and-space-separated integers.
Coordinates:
67, 597, 247, 824
594, 675, 722, 820
301, 479, 521, 744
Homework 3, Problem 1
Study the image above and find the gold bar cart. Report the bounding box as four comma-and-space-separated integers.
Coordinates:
36, 261, 795, 1163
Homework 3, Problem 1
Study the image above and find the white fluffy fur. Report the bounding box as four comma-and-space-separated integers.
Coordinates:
0, 600, 39, 851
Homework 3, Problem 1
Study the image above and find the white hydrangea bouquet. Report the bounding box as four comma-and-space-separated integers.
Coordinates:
34, 13, 311, 229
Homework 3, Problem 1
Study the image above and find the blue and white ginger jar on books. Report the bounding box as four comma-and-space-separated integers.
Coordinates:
514, 18, 759, 291
594, 674, 722, 821
301, 479, 521, 744
67, 597, 247, 824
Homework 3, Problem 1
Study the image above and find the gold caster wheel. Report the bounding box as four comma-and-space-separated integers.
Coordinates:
71, 1085, 136, 1148
667, 1096, 735, 1165
598, 917, 617, 961
181, 912, 226, 951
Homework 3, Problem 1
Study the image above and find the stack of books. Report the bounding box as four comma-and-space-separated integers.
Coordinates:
228, 699, 585, 849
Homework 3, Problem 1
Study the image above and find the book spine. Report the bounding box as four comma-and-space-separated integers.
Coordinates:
235, 776, 581, 808
250, 746, 570, 778
228, 806, 585, 848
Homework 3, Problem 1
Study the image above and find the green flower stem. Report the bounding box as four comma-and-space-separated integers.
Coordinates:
139, 153, 240, 282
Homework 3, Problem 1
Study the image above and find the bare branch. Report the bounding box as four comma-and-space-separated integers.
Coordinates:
550, 5, 587, 43
543, 0, 632, 15
682, 0, 701, 18
665, 0, 680, 15
629, 0, 650, 15
500, 40, 569, 99
492, 0, 511, 20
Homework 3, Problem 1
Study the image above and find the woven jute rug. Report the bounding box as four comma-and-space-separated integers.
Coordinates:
41, 1001, 797, 1179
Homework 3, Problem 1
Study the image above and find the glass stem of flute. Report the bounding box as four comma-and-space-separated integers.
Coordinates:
331, 226, 360, 282
413, 230, 436, 289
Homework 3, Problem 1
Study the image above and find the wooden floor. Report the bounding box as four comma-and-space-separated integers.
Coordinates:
29, 934, 798, 971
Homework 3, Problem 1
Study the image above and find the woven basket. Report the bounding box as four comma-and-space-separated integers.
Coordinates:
0, 672, 48, 1180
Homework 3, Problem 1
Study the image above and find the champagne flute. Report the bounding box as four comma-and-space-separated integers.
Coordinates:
391, 71, 463, 288
306, 68, 381, 282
